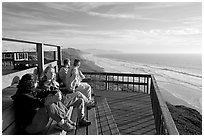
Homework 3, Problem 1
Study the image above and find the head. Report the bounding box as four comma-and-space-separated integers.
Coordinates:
17, 73, 36, 93
44, 65, 56, 80
73, 59, 81, 68
64, 58, 70, 67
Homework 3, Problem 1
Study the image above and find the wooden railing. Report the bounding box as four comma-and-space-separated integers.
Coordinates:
83, 72, 179, 135
2, 37, 179, 135
83, 72, 151, 94
2, 37, 62, 89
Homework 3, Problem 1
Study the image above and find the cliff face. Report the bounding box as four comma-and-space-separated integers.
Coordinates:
167, 102, 202, 135
61, 48, 104, 72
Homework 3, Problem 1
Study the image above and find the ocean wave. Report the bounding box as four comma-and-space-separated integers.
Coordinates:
82, 53, 202, 112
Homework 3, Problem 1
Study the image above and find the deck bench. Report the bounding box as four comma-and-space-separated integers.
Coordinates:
2, 85, 98, 135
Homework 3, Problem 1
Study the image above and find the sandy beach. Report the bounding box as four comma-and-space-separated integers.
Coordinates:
82, 53, 202, 114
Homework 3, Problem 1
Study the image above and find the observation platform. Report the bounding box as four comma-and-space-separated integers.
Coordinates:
2, 85, 155, 135
2, 37, 179, 135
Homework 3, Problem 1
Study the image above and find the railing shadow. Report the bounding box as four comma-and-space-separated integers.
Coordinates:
95, 91, 156, 135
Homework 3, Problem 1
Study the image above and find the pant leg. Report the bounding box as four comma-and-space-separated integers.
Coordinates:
46, 102, 67, 122
25, 107, 49, 134
75, 91, 89, 104
62, 92, 80, 107
76, 82, 92, 100
70, 98, 85, 120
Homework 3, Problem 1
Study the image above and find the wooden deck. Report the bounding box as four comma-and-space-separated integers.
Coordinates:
94, 90, 156, 135
2, 86, 156, 135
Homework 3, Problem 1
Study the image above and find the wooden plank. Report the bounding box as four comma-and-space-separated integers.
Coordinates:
75, 107, 87, 135
83, 72, 151, 78
88, 108, 98, 135
84, 79, 148, 86
150, 75, 179, 135
2, 105, 15, 132
36, 43, 44, 77
41, 118, 53, 134
66, 107, 78, 135
2, 121, 18, 135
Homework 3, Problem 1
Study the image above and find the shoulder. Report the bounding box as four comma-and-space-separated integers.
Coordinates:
59, 67, 65, 72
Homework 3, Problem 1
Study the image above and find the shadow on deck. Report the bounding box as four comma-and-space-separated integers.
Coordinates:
95, 90, 156, 135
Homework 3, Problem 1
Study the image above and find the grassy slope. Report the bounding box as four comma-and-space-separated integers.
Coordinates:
167, 102, 202, 135
61, 48, 104, 72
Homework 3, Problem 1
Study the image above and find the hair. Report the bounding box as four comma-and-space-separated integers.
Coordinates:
63, 58, 70, 66
73, 59, 80, 66
17, 73, 35, 93
40, 65, 56, 80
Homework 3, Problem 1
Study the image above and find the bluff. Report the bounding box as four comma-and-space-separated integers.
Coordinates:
61, 48, 104, 72
167, 102, 202, 135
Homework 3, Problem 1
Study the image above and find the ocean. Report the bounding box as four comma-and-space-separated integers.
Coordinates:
83, 53, 202, 113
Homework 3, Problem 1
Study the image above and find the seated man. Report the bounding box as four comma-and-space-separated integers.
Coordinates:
40, 66, 94, 126
59, 58, 70, 86
11, 73, 76, 134
66, 59, 94, 101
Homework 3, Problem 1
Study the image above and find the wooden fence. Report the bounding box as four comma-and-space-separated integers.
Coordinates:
2, 37, 62, 88
83, 72, 179, 135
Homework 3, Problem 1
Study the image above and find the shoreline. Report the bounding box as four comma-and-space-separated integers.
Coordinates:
81, 53, 202, 114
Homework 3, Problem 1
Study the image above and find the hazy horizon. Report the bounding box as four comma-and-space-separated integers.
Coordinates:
2, 2, 202, 54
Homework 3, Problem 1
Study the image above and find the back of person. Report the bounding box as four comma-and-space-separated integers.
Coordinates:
59, 59, 70, 86
59, 66, 69, 86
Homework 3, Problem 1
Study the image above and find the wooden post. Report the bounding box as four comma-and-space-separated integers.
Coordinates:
57, 46, 62, 70
36, 43, 44, 79
133, 76, 134, 92
105, 74, 108, 90
147, 77, 149, 94
144, 77, 146, 93
138, 77, 140, 92
117, 76, 119, 91
54, 51, 57, 61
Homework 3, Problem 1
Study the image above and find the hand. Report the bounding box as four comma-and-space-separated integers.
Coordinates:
55, 92, 62, 101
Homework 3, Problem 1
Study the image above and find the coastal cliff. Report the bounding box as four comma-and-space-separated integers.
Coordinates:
167, 102, 202, 135
62, 48, 202, 135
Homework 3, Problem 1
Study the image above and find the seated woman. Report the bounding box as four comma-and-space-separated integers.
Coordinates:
11, 73, 76, 134
65, 59, 94, 101
58, 58, 70, 86
40, 66, 94, 125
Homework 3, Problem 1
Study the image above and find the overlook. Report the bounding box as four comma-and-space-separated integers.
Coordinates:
2, 38, 181, 135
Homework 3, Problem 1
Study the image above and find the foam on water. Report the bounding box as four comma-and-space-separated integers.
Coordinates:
82, 53, 202, 113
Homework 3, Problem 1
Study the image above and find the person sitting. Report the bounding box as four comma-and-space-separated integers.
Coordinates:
40, 65, 94, 126
11, 73, 76, 134
65, 59, 94, 101
59, 58, 70, 86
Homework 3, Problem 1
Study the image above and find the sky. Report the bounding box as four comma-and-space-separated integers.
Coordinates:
2, 2, 202, 53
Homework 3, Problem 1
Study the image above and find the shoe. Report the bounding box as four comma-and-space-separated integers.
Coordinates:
78, 118, 91, 127
91, 93, 96, 96
56, 120, 76, 132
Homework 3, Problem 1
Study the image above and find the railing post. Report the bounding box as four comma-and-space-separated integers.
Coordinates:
36, 43, 44, 79
57, 46, 62, 70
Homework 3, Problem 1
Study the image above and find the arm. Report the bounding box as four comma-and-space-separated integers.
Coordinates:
22, 93, 45, 109
79, 70, 85, 80
70, 68, 78, 90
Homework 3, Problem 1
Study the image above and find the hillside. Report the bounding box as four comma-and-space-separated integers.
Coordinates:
61, 48, 104, 72
167, 102, 202, 135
